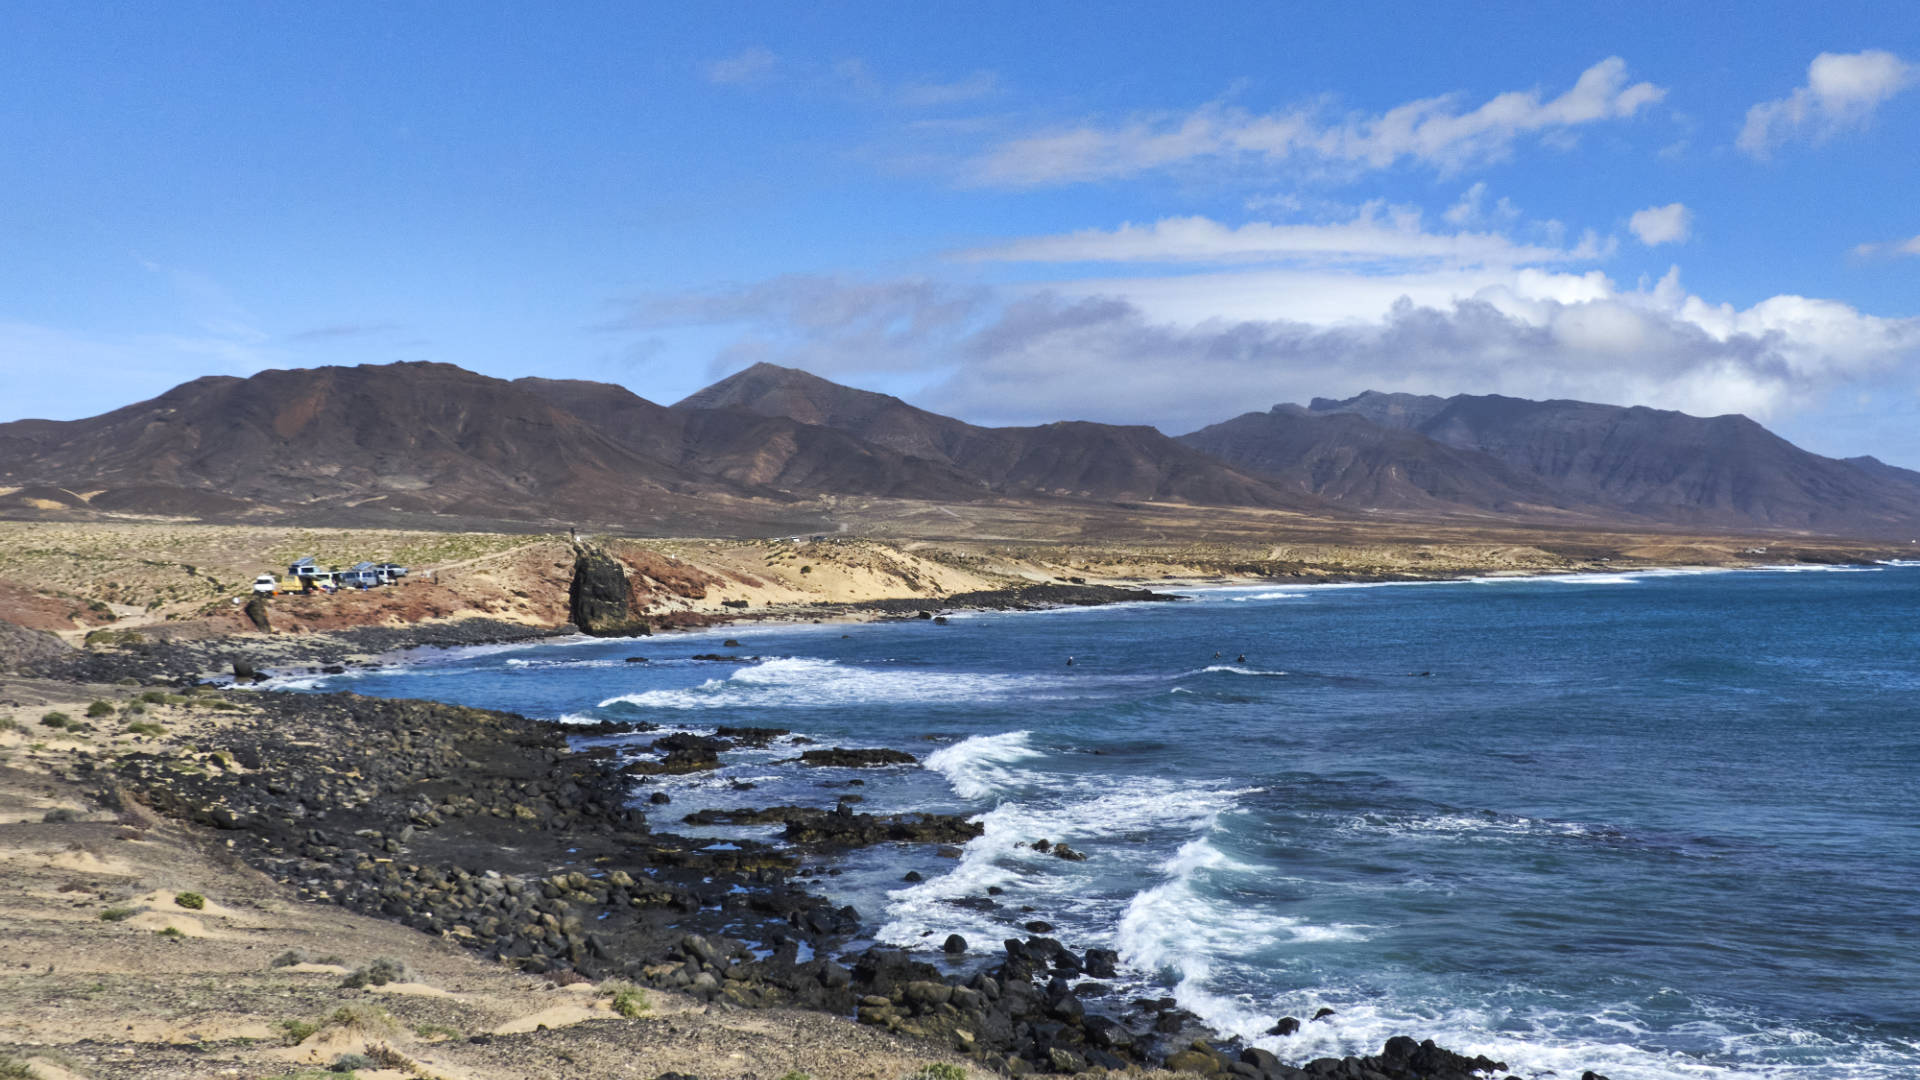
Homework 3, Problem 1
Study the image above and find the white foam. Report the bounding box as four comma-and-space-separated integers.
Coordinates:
1229, 591, 1308, 601
1115, 834, 1370, 1028
924, 731, 1046, 800
1198, 664, 1289, 677
875, 775, 1258, 950
1340, 811, 1608, 841
597, 657, 1067, 711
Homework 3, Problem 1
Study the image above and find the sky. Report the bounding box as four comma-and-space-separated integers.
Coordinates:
3, 3, 1919, 463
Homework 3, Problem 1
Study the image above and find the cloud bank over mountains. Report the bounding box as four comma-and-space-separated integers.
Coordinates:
631, 264, 1920, 435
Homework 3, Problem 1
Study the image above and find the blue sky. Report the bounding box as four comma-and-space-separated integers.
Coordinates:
4, 3, 1919, 463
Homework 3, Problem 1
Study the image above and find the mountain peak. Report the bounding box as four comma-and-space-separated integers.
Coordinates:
1306, 390, 1452, 430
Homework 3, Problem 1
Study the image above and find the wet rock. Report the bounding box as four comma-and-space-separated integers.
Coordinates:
1083, 947, 1118, 978
1268, 1016, 1301, 1036
789, 747, 917, 768
943, 934, 967, 954
648, 791, 671, 805
713, 726, 789, 746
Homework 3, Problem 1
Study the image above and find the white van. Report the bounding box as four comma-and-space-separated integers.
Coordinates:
252, 573, 278, 595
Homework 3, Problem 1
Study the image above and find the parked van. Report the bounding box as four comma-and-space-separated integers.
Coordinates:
251, 573, 278, 595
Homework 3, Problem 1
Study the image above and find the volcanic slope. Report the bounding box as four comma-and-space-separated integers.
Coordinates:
676, 361, 1312, 508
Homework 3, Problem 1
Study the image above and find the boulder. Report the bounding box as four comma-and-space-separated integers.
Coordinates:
568, 543, 651, 637
0, 618, 72, 675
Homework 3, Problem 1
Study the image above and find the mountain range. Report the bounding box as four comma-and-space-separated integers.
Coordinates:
2, 360, 1917, 539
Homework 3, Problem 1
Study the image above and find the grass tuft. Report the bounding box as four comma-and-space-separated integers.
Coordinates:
173, 891, 205, 910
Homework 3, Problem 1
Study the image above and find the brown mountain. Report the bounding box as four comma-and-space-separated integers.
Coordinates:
514, 376, 986, 501
1178, 406, 1576, 517
1187, 390, 1920, 534
676, 362, 1309, 508
0, 363, 784, 529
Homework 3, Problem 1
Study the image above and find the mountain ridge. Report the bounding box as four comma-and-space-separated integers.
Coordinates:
3, 360, 1917, 538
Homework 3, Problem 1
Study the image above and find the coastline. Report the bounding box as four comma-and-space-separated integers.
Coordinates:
6, 545, 1908, 1079
0, 665, 1516, 1080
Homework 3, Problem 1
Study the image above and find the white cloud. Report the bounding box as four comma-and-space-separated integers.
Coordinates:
629, 267, 1920, 434
1738, 50, 1915, 157
706, 46, 779, 86
1628, 202, 1692, 246
968, 57, 1665, 186
956, 206, 1609, 268
1853, 233, 1920, 258
1441, 182, 1520, 228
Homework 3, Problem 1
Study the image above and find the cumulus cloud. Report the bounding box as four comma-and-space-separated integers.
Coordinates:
627, 268, 1920, 433
705, 46, 779, 86
968, 57, 1664, 186
1738, 50, 1915, 157
1628, 202, 1692, 246
956, 205, 1607, 268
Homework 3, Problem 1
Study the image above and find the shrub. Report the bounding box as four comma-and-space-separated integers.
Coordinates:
0, 717, 15, 732
40, 712, 70, 728
906, 1067, 968, 1080
0, 1058, 36, 1079
324, 1003, 396, 1035
340, 956, 408, 988
139, 691, 167, 704
174, 891, 205, 910
125, 721, 165, 736
124, 702, 147, 715
330, 1052, 374, 1072
86, 701, 114, 718
99, 906, 138, 921
778, 1072, 815, 1080
412, 1023, 462, 1040
603, 981, 649, 1018
270, 950, 307, 968
155, 926, 183, 938
281, 1018, 320, 1044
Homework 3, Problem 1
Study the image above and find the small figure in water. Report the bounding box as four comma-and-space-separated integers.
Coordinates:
1236, 654, 1247, 663
1066, 656, 1075, 666
1212, 651, 1221, 659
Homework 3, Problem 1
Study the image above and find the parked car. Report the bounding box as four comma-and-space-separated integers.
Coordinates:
251, 573, 278, 595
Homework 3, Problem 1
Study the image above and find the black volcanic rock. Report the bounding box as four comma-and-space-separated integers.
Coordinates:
568, 543, 651, 637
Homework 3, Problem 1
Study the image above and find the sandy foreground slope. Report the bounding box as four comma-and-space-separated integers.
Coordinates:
0, 678, 1029, 1080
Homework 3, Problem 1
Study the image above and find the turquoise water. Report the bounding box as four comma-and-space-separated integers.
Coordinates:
276, 564, 1920, 1078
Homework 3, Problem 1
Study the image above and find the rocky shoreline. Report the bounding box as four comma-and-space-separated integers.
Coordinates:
60, 674, 1561, 1080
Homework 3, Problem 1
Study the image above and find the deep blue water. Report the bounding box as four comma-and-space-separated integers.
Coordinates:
272, 564, 1920, 1079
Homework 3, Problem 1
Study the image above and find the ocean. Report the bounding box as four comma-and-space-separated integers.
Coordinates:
272, 563, 1920, 1079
